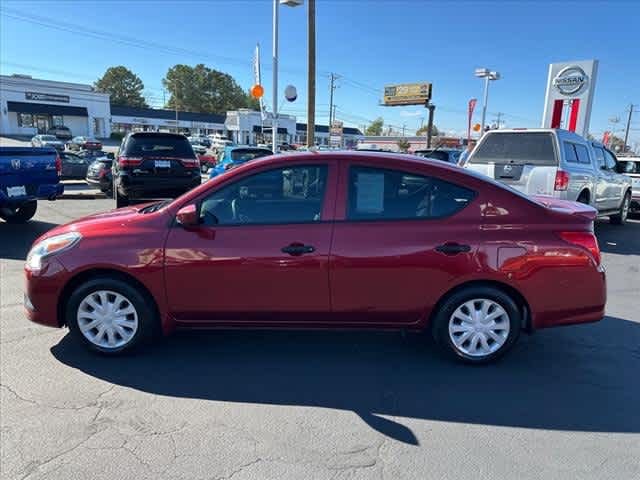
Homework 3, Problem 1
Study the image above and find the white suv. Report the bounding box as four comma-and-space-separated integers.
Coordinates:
464, 129, 633, 225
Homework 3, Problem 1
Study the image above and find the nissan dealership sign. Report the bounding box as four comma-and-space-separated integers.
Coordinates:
542, 59, 598, 137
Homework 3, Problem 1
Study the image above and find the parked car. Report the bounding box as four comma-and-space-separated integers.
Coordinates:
85, 157, 113, 197
76, 149, 113, 162
112, 132, 201, 208
617, 155, 640, 213
188, 137, 207, 155
67, 136, 102, 151
24, 152, 605, 362
31, 134, 65, 151
189, 135, 211, 148
414, 148, 462, 164
47, 125, 72, 140
209, 146, 273, 178
1, 147, 63, 223
464, 129, 633, 224
59, 151, 91, 180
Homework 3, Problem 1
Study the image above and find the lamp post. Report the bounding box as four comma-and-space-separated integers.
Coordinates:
272, 0, 303, 153
474, 68, 500, 135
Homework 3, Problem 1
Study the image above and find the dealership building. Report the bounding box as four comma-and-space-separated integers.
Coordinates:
0, 74, 363, 146
0, 74, 111, 138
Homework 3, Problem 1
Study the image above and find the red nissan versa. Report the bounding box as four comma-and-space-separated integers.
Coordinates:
24, 152, 606, 363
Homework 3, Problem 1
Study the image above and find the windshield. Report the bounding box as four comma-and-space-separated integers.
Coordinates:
125, 134, 195, 158
230, 148, 272, 162
470, 132, 556, 165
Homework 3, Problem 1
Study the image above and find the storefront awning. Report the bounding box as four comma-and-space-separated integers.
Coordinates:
7, 101, 89, 117
253, 125, 288, 134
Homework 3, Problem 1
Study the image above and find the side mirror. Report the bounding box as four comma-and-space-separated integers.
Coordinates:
176, 204, 200, 227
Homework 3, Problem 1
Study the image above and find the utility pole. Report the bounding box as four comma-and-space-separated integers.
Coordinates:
494, 112, 503, 129
328, 72, 340, 127
306, 0, 316, 148
402, 123, 406, 137
426, 102, 436, 148
623, 104, 635, 153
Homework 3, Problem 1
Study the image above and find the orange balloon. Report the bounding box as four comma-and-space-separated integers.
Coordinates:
251, 84, 264, 99
473, 123, 481, 132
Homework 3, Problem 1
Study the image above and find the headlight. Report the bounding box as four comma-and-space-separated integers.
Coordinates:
26, 232, 82, 271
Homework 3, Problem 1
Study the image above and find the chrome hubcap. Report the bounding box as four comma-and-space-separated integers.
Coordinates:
448, 299, 510, 357
77, 290, 138, 349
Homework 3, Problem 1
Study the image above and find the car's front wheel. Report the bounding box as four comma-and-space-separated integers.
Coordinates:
432, 286, 521, 364
66, 276, 158, 355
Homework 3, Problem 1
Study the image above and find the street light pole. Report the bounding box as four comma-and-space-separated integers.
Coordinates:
480, 75, 490, 134
272, 0, 279, 154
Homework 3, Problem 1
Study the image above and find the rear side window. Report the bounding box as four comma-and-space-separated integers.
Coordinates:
470, 132, 556, 165
347, 166, 475, 221
574, 144, 591, 164
124, 135, 195, 158
564, 142, 578, 163
593, 147, 606, 168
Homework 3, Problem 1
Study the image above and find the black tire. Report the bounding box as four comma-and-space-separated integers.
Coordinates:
0, 201, 37, 223
610, 192, 631, 225
66, 276, 159, 355
432, 286, 521, 364
115, 190, 129, 208
576, 191, 590, 205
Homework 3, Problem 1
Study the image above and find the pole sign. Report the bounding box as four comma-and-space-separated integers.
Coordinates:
253, 44, 267, 120
541, 60, 598, 137
330, 120, 343, 147
467, 98, 477, 142
383, 83, 432, 106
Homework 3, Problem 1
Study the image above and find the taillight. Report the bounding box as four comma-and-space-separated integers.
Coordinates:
179, 157, 200, 168
118, 156, 143, 167
558, 231, 601, 265
55, 154, 61, 176
554, 170, 570, 191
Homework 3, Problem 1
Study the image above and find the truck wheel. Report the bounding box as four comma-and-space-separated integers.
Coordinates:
0, 201, 38, 223
610, 192, 631, 225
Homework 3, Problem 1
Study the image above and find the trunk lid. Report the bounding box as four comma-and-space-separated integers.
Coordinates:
532, 195, 597, 223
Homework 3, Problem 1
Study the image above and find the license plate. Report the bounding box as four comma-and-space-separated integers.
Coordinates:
7, 185, 26, 197
155, 160, 171, 168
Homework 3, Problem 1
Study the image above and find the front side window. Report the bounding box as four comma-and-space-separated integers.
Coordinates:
347, 166, 475, 221
604, 149, 618, 170
593, 147, 606, 168
200, 165, 328, 226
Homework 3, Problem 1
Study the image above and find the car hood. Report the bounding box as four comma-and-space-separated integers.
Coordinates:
34, 203, 168, 244
43, 140, 64, 145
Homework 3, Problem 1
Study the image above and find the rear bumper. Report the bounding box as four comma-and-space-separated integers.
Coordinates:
116, 173, 201, 197
85, 176, 110, 191
0, 183, 64, 206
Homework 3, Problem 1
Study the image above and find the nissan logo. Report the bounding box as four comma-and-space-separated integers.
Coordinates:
503, 164, 513, 172
553, 66, 588, 96
11, 159, 21, 169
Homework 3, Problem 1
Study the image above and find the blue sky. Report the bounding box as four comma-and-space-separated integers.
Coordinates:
1, 0, 638, 144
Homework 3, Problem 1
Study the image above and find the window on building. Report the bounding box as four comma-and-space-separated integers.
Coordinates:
18, 113, 34, 127
347, 166, 475, 221
52, 115, 64, 126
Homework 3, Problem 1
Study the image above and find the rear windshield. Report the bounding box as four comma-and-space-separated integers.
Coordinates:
41, 135, 57, 141
125, 134, 195, 158
469, 132, 556, 165
230, 148, 272, 162
619, 160, 640, 174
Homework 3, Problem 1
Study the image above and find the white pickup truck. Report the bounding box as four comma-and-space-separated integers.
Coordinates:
464, 129, 634, 225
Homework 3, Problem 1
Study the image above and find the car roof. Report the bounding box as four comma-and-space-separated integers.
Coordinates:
484, 128, 588, 143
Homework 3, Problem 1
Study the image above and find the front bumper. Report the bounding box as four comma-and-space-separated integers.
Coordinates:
24, 258, 70, 328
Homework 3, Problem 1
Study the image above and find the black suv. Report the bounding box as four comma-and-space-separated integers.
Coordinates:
113, 132, 201, 207
47, 125, 72, 140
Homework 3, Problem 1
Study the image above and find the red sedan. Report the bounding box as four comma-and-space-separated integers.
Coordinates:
24, 152, 606, 363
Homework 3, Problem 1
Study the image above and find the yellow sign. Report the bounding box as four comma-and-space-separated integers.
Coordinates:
383, 83, 432, 106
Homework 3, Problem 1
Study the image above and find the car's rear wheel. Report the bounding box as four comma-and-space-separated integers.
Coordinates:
115, 188, 129, 208
66, 276, 158, 355
610, 192, 631, 225
0, 201, 38, 223
432, 286, 521, 364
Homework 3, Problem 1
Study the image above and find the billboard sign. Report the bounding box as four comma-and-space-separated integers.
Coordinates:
542, 60, 598, 137
383, 83, 432, 106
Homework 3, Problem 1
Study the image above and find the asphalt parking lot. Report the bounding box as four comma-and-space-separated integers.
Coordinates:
1, 198, 639, 480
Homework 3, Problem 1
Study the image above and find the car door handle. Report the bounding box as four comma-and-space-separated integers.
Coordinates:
435, 243, 471, 255
281, 244, 315, 256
